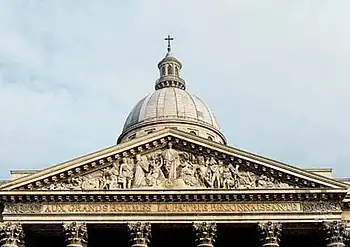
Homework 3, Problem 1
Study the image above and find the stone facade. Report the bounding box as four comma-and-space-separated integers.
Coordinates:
36, 142, 294, 191
0, 39, 349, 247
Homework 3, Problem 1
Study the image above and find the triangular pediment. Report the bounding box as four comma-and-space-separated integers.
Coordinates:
0, 128, 347, 191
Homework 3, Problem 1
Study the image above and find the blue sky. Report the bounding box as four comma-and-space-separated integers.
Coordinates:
0, 1, 349, 179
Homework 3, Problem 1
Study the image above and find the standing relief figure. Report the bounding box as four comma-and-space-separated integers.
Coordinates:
133, 154, 150, 187
119, 157, 134, 189
196, 156, 212, 187
221, 164, 235, 189
209, 157, 221, 188
162, 142, 180, 180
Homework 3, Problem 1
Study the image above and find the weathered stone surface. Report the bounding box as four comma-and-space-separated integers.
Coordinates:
323, 221, 347, 247
4, 201, 344, 216
127, 222, 151, 247
193, 222, 217, 247
0, 223, 24, 247
38, 144, 294, 191
258, 221, 282, 247
301, 202, 342, 212
63, 222, 88, 247
4, 202, 303, 214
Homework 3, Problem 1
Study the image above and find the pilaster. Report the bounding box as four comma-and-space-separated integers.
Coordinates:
258, 221, 282, 247
0, 223, 24, 247
323, 221, 347, 247
127, 222, 151, 247
193, 222, 217, 247
63, 222, 88, 247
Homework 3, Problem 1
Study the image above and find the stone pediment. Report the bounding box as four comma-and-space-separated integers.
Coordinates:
0, 129, 347, 191
32, 143, 293, 191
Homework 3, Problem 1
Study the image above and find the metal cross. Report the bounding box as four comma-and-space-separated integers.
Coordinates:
164, 34, 174, 53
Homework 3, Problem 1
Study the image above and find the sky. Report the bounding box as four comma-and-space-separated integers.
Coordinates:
0, 1, 349, 179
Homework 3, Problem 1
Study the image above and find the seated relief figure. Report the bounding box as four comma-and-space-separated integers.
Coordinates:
45, 143, 293, 190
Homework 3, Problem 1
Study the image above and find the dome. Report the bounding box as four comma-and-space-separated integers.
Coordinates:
117, 36, 226, 144
123, 87, 220, 131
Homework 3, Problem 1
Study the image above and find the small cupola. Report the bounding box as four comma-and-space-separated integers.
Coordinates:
155, 35, 186, 90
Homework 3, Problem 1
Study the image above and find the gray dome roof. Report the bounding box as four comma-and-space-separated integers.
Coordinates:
123, 87, 220, 132
117, 41, 226, 144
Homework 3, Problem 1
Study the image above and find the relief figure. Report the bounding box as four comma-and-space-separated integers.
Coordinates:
221, 166, 235, 189
238, 171, 256, 188
81, 174, 100, 190
178, 153, 200, 186
209, 158, 222, 188
39, 144, 295, 190
100, 161, 120, 189
196, 160, 212, 188
133, 154, 150, 187
119, 157, 134, 189
146, 153, 165, 186
162, 142, 180, 180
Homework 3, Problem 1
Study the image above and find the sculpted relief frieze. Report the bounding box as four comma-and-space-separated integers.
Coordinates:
39, 143, 295, 190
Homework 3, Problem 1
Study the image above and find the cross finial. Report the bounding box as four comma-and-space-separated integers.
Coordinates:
164, 34, 174, 54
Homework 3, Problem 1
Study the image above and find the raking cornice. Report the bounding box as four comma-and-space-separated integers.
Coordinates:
0, 128, 347, 191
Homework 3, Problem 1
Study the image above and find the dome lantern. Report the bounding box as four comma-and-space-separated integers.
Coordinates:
155, 35, 186, 90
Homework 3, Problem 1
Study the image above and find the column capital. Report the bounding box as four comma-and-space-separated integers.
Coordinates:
323, 221, 347, 247
0, 222, 24, 247
193, 222, 217, 247
127, 222, 151, 247
63, 222, 88, 247
258, 221, 282, 247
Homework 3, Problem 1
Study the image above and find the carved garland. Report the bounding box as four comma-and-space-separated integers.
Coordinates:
18, 136, 321, 191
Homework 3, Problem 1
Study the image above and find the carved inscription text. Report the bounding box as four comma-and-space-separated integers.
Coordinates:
4, 202, 301, 214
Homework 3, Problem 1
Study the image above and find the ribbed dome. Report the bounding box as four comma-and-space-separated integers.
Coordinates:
123, 87, 220, 132
117, 37, 226, 144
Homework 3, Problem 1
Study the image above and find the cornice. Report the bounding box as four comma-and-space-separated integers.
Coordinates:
0, 129, 171, 190
1, 128, 347, 191
0, 189, 346, 203
170, 129, 348, 189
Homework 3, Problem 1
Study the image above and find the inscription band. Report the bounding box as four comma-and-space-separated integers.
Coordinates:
5, 202, 302, 214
